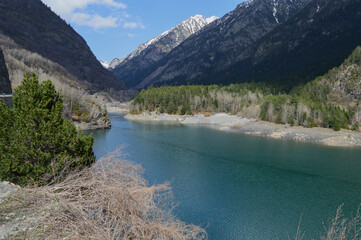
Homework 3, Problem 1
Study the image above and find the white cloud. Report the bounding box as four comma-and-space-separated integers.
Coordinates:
71, 13, 118, 29
123, 21, 145, 29
127, 33, 136, 38
41, 0, 128, 29
42, 0, 126, 16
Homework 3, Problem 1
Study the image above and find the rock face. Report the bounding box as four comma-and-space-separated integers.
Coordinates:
110, 15, 218, 88
0, 47, 11, 93
0, 0, 125, 93
119, 0, 361, 90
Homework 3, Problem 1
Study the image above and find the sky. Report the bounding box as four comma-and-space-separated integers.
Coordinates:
41, 0, 244, 62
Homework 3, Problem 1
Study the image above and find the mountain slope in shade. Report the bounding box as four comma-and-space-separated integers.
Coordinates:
110, 15, 218, 88
117, 0, 312, 89
207, 0, 361, 88
0, 48, 11, 94
0, 0, 125, 95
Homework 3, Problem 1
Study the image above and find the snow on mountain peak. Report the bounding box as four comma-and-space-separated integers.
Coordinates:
109, 14, 218, 69
99, 60, 110, 69
206, 16, 219, 24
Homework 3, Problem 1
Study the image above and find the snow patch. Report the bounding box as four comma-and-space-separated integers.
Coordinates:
99, 60, 110, 69
273, 0, 280, 24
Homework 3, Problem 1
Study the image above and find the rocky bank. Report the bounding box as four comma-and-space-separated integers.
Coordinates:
125, 112, 361, 147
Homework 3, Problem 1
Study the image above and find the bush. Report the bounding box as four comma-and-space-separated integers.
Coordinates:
0, 73, 95, 186
352, 122, 360, 131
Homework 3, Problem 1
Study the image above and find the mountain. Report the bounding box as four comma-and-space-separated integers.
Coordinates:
0, 0, 126, 97
121, 0, 361, 90
0, 48, 11, 94
210, 0, 361, 88
114, 0, 312, 89
110, 15, 218, 88
99, 60, 110, 69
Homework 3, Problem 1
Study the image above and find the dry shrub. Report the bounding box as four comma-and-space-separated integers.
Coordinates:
320, 204, 361, 240
291, 205, 361, 240
203, 112, 211, 117
14, 151, 207, 239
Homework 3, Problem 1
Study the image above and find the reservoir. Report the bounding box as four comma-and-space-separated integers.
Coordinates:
87, 113, 361, 239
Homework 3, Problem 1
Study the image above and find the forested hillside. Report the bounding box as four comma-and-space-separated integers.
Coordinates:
131, 47, 361, 131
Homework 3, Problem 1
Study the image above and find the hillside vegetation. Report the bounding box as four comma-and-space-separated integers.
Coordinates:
131, 47, 361, 131
0, 73, 94, 186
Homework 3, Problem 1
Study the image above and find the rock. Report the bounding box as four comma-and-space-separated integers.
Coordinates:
0, 181, 21, 204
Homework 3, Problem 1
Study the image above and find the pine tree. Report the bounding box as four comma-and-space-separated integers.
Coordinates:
0, 73, 95, 186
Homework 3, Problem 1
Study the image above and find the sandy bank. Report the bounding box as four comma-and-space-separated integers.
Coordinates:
125, 112, 361, 147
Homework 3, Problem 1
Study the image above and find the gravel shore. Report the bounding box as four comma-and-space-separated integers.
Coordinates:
125, 112, 361, 147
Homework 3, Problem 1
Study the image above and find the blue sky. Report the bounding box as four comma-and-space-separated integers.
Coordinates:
41, 0, 244, 62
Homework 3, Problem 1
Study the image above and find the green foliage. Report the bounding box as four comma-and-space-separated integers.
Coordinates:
130, 47, 361, 131
0, 73, 95, 186
352, 122, 360, 131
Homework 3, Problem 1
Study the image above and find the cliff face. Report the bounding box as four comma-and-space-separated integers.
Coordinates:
0, 48, 11, 94
0, 0, 125, 93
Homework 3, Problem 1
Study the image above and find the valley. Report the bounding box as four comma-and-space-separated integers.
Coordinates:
0, 0, 360, 239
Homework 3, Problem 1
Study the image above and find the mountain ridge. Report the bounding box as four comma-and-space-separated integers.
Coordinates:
0, 0, 126, 95
116, 0, 313, 89
110, 14, 218, 88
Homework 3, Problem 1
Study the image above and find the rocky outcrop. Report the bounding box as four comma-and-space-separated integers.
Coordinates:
63, 96, 111, 131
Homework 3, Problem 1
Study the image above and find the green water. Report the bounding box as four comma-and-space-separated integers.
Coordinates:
87, 113, 361, 239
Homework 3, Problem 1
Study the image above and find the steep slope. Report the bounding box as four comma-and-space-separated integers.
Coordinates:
210, 0, 361, 88
120, 0, 311, 89
0, 0, 125, 94
0, 48, 11, 94
110, 15, 218, 88
318, 46, 361, 105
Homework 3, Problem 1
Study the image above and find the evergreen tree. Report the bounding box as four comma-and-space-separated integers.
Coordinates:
0, 73, 95, 186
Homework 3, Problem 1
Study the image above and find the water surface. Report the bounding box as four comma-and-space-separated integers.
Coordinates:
87, 113, 361, 239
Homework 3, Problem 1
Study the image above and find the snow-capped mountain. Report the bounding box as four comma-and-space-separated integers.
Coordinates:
109, 15, 218, 70
118, 0, 314, 89
109, 15, 218, 87
99, 60, 110, 69
128, 0, 361, 90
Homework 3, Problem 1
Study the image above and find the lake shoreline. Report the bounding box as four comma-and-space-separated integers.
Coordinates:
123, 111, 361, 147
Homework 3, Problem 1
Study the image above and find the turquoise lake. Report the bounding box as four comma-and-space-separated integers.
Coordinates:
87, 113, 361, 239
